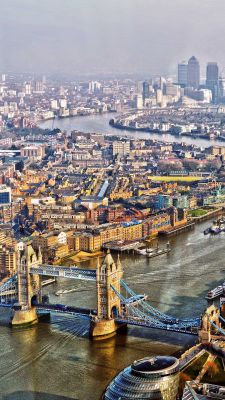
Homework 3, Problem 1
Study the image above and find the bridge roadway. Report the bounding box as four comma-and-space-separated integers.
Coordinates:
36, 303, 97, 317
115, 317, 198, 335
30, 265, 96, 281
38, 304, 199, 335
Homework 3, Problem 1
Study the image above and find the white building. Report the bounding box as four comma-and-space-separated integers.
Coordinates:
135, 94, 143, 110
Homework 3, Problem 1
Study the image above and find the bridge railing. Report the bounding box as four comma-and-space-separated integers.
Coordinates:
119, 279, 200, 326
210, 320, 225, 336
111, 283, 200, 333
30, 266, 96, 281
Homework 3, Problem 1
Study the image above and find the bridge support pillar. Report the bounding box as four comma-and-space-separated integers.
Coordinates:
198, 329, 211, 344
90, 318, 126, 339
198, 304, 221, 343
11, 305, 38, 327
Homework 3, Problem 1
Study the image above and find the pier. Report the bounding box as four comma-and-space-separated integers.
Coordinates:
102, 240, 142, 252
159, 221, 195, 237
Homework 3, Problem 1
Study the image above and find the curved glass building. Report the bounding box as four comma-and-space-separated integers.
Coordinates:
103, 356, 180, 399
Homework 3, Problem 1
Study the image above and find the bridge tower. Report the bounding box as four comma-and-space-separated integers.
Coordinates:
11, 242, 42, 327
90, 250, 125, 339
198, 304, 221, 343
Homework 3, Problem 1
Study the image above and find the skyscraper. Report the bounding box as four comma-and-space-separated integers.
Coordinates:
178, 62, 188, 86
206, 62, 219, 103
143, 81, 150, 101
187, 56, 200, 89
219, 76, 225, 99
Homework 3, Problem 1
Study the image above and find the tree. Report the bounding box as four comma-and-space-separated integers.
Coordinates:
16, 160, 24, 172
205, 360, 219, 378
178, 372, 192, 397
10, 144, 19, 150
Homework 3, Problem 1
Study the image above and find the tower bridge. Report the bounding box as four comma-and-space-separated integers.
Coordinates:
0, 243, 224, 340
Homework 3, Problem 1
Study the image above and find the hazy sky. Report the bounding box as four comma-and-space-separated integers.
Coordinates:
1, 0, 225, 77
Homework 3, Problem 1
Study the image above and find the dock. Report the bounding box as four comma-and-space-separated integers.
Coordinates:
135, 243, 171, 258
158, 221, 195, 237
102, 240, 142, 252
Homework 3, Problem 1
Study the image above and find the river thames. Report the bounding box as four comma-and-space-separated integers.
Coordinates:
39, 112, 225, 149
0, 115, 225, 400
1, 218, 225, 399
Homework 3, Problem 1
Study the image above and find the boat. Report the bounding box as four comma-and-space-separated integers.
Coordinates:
55, 288, 77, 296
204, 218, 225, 235
135, 248, 146, 255
135, 242, 171, 258
42, 278, 56, 287
205, 285, 224, 300
146, 247, 171, 258
210, 226, 221, 234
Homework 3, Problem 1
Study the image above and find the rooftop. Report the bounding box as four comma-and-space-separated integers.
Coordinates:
132, 356, 179, 375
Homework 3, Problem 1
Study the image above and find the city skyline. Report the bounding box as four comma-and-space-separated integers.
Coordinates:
1, 0, 225, 76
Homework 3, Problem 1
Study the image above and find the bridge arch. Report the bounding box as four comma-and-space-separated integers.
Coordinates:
111, 305, 119, 318
31, 294, 38, 306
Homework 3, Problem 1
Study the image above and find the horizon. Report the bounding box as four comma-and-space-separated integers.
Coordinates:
1, 0, 225, 77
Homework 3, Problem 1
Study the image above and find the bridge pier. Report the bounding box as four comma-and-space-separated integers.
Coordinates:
91, 251, 126, 340
90, 317, 126, 339
10, 243, 42, 328
11, 305, 38, 327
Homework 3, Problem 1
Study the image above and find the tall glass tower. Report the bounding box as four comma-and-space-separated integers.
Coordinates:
206, 62, 219, 103
187, 56, 200, 89
178, 62, 188, 86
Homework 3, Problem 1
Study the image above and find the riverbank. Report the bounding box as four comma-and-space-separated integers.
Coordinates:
39, 112, 225, 149
1, 217, 225, 399
109, 119, 225, 144
189, 207, 224, 223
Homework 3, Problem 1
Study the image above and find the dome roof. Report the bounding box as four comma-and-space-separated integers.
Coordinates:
132, 356, 179, 375
103, 356, 180, 399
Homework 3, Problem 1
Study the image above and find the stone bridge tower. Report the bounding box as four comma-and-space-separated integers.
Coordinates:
11, 242, 42, 327
90, 250, 125, 338
198, 304, 221, 343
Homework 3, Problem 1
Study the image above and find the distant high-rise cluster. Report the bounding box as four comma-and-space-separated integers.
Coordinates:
177, 56, 224, 104
178, 56, 200, 89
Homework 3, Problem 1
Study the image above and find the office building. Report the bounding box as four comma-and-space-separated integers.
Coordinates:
182, 382, 225, 399
89, 80, 101, 93
34, 81, 44, 92
137, 81, 143, 95
206, 62, 219, 103
24, 82, 31, 95
206, 62, 219, 88
219, 76, 225, 99
187, 56, 200, 88
143, 81, 150, 101
0, 185, 11, 205
155, 194, 173, 209
113, 141, 130, 156
59, 98, 67, 108
50, 99, 58, 110
103, 356, 180, 399
135, 94, 143, 109
21, 145, 45, 161
165, 81, 180, 97
0, 244, 17, 279
178, 62, 188, 86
